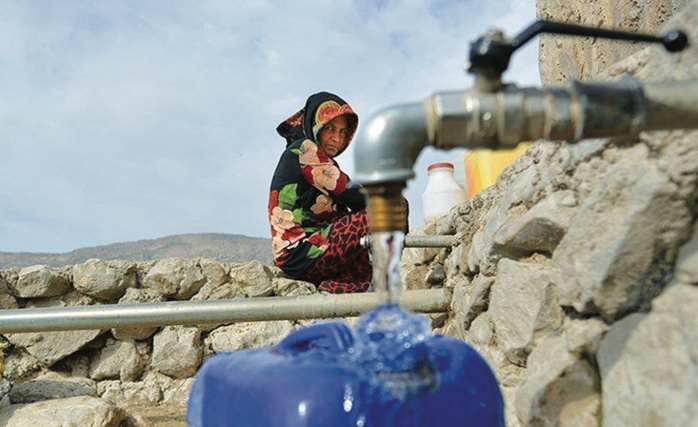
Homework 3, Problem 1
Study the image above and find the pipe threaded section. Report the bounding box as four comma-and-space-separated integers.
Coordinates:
367, 189, 406, 233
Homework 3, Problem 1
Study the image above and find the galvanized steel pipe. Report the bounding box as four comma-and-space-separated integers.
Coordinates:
406, 235, 458, 247
361, 235, 458, 249
424, 75, 690, 151
354, 76, 698, 189
643, 80, 698, 131
353, 103, 429, 187
0, 289, 451, 334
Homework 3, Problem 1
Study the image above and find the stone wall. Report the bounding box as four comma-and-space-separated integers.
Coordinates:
0, 259, 318, 426
401, 1, 698, 425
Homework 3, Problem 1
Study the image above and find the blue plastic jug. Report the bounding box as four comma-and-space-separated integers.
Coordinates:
187, 304, 504, 426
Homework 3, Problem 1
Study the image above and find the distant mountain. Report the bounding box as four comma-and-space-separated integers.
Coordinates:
0, 233, 273, 269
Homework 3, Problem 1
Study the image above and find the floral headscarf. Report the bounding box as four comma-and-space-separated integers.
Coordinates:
276, 92, 358, 157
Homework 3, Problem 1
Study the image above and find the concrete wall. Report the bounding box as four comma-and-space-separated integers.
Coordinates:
538, 0, 693, 84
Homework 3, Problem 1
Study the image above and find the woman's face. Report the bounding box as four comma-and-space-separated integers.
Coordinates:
317, 115, 349, 158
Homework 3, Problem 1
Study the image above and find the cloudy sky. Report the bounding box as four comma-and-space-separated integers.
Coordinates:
1, 0, 540, 254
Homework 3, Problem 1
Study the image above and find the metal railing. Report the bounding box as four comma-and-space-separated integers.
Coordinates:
0, 288, 451, 334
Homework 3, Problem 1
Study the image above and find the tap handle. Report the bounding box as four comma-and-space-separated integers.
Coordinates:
468, 19, 689, 80
512, 20, 688, 52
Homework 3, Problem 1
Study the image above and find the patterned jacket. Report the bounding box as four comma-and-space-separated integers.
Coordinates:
268, 92, 366, 278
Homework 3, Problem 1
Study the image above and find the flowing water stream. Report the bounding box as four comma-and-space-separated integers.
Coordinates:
344, 230, 439, 404
369, 231, 405, 304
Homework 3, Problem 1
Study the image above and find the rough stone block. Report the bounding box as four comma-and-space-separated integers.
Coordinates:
489, 259, 564, 366
469, 313, 494, 346
444, 244, 463, 277
401, 226, 443, 267
2, 350, 40, 382
675, 224, 698, 284
446, 274, 471, 332
552, 144, 689, 320
90, 340, 146, 382
493, 190, 577, 254
425, 263, 446, 286
0, 379, 10, 410
515, 335, 600, 427
563, 318, 608, 357
152, 326, 202, 378
5, 329, 104, 367
467, 167, 539, 274
230, 261, 274, 297
598, 284, 698, 427
97, 376, 163, 408
0, 395, 125, 427
199, 258, 228, 288
400, 264, 431, 290
0, 269, 18, 289
0, 277, 18, 309
203, 321, 294, 357
72, 259, 136, 301
9, 372, 96, 404
192, 282, 245, 301
144, 258, 206, 300
15, 265, 70, 298
272, 278, 316, 296
162, 378, 194, 406
463, 274, 495, 328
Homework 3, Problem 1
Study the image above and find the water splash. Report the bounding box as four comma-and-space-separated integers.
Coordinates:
357, 230, 439, 401
347, 303, 438, 402
370, 231, 405, 305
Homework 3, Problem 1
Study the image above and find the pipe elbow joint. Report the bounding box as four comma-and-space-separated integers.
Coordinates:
353, 102, 431, 189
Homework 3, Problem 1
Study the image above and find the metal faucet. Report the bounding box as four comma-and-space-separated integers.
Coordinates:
353, 20, 696, 233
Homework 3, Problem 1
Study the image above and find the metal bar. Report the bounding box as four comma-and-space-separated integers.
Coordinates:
354, 77, 698, 191
406, 235, 458, 248
0, 289, 451, 334
361, 235, 457, 249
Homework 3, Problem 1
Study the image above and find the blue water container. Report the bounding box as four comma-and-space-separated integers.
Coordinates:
187, 304, 504, 426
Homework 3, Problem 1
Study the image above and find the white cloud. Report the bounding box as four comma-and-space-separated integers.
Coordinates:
0, 0, 539, 252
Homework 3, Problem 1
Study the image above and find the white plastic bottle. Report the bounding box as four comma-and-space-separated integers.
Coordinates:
422, 162, 466, 223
